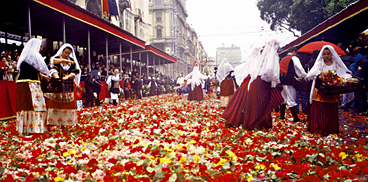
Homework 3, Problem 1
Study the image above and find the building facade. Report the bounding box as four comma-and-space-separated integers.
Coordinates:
66, 0, 207, 78
149, 0, 207, 78
216, 45, 242, 68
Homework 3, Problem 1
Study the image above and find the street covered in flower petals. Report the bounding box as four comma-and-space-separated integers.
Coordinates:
1, 94, 368, 182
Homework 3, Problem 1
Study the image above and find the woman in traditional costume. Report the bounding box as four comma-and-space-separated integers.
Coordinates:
45, 43, 81, 129
306, 45, 351, 135
183, 66, 208, 101
16, 38, 51, 135
148, 75, 158, 96
216, 58, 235, 108
223, 40, 283, 130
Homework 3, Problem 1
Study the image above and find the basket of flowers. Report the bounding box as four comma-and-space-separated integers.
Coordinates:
315, 70, 362, 95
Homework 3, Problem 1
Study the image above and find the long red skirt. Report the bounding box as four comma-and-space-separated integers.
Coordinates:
188, 84, 203, 101
307, 101, 339, 135
220, 78, 235, 96
222, 77, 283, 130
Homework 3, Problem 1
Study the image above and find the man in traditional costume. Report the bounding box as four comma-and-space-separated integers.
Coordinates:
279, 47, 307, 122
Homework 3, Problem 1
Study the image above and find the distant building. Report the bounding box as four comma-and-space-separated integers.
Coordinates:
216, 45, 242, 68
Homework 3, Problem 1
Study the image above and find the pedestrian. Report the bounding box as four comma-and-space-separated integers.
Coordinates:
176, 73, 185, 95
45, 43, 81, 131
84, 74, 95, 107
279, 47, 307, 122
123, 74, 130, 100
216, 58, 235, 108
358, 50, 368, 116
106, 69, 121, 105
222, 39, 283, 130
16, 38, 51, 135
182, 66, 208, 101
93, 72, 102, 106
306, 45, 352, 136
349, 53, 366, 113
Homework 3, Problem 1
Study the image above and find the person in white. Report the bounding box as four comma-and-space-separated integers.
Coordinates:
182, 66, 208, 101
176, 73, 185, 95
106, 69, 121, 105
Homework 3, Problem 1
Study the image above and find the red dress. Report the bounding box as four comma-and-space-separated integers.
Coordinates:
223, 77, 283, 130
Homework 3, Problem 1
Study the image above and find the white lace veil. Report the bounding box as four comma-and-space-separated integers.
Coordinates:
185, 66, 207, 91
257, 39, 281, 88
234, 47, 262, 87
307, 45, 351, 103
216, 58, 234, 83
51, 43, 81, 86
307, 45, 351, 80
17, 38, 50, 76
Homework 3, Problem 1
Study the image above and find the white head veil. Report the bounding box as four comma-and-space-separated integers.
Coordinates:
185, 66, 207, 91
17, 38, 50, 76
249, 39, 280, 88
234, 47, 262, 87
307, 45, 351, 103
216, 58, 234, 83
51, 43, 81, 86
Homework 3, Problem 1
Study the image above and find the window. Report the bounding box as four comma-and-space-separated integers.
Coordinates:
156, 12, 162, 22
155, 0, 161, 5
157, 27, 162, 38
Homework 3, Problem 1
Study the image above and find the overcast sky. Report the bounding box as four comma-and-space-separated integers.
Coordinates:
186, 0, 300, 60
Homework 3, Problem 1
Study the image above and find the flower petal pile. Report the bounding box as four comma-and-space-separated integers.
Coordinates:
1, 94, 368, 181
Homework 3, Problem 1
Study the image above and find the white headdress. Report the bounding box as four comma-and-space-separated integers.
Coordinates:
307, 45, 351, 103
51, 43, 81, 85
257, 39, 281, 88
216, 58, 234, 83
307, 45, 351, 80
17, 38, 50, 76
234, 47, 262, 87
185, 66, 207, 91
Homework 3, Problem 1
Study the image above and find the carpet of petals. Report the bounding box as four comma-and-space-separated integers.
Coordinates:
1, 93, 368, 182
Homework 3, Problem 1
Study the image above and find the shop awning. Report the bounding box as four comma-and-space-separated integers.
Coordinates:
281, 0, 368, 54
1, 0, 145, 54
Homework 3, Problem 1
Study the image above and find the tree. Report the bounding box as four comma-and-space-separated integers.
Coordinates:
257, 0, 358, 36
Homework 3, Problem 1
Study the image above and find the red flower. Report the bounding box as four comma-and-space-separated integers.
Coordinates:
87, 158, 98, 168
4, 174, 15, 182
111, 164, 124, 173
125, 161, 136, 171
108, 158, 117, 164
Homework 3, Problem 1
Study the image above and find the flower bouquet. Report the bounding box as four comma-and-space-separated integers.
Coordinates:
315, 70, 362, 94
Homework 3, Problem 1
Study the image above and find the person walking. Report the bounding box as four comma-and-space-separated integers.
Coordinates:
216, 58, 236, 108
182, 66, 208, 101
279, 47, 307, 122
223, 40, 283, 130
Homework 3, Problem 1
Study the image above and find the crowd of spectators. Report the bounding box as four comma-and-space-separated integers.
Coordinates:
0, 47, 20, 81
